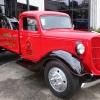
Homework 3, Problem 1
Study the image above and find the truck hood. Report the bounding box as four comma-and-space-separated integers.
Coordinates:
44, 29, 100, 39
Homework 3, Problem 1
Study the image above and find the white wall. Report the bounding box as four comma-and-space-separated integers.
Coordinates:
17, 0, 44, 11
38, 0, 45, 11
17, 0, 26, 4
90, 0, 97, 30
97, 0, 100, 29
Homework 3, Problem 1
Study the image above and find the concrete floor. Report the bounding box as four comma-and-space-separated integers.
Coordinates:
0, 52, 100, 100
0, 51, 20, 65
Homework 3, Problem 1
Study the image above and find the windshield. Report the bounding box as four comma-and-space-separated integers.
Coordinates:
40, 15, 72, 30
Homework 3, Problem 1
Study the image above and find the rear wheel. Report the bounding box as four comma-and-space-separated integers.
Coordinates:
44, 60, 79, 99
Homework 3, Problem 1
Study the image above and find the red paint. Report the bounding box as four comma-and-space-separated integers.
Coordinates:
0, 11, 100, 75
0, 28, 20, 54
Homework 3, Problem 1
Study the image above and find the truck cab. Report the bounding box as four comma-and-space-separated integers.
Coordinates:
0, 11, 100, 99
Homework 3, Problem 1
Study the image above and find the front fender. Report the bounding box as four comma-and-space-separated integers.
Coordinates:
42, 50, 86, 76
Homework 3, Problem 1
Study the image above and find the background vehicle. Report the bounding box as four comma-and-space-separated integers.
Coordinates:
0, 11, 100, 99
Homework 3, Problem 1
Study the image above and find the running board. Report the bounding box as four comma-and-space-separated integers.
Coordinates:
81, 79, 100, 89
16, 59, 40, 73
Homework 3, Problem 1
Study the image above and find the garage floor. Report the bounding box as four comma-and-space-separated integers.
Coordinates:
0, 53, 100, 100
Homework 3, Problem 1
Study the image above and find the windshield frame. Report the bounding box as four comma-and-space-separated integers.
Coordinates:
40, 15, 72, 30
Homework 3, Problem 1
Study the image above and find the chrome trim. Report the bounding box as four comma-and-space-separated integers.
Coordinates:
81, 79, 100, 89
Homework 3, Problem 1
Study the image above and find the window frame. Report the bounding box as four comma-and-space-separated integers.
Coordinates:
22, 16, 39, 31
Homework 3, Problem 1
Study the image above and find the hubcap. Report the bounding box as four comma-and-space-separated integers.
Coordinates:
48, 67, 67, 92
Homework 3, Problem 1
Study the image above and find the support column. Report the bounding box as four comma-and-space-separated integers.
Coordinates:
26, 0, 30, 11
88, 0, 90, 31
10, 0, 12, 16
15, 0, 18, 18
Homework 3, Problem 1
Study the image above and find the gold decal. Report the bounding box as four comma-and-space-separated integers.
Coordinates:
25, 40, 33, 56
2, 32, 16, 47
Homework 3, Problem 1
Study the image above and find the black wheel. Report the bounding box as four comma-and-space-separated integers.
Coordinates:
44, 60, 79, 99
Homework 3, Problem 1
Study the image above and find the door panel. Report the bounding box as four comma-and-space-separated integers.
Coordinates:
19, 17, 41, 61
19, 30, 41, 61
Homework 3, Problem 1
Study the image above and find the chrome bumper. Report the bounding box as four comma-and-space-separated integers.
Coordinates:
81, 79, 100, 89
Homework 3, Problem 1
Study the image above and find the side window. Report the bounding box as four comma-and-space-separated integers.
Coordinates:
23, 17, 38, 31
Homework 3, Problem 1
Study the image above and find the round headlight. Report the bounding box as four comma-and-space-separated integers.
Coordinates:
76, 43, 85, 54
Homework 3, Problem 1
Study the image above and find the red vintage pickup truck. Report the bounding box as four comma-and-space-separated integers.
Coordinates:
0, 11, 100, 99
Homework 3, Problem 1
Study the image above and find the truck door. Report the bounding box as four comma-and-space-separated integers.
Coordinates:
19, 16, 41, 61
0, 16, 20, 54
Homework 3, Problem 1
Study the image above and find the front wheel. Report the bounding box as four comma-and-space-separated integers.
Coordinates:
44, 60, 79, 99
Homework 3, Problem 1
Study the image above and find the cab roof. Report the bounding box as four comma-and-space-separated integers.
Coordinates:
20, 11, 69, 17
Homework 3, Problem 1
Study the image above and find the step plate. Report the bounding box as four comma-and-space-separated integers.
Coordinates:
16, 59, 40, 72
